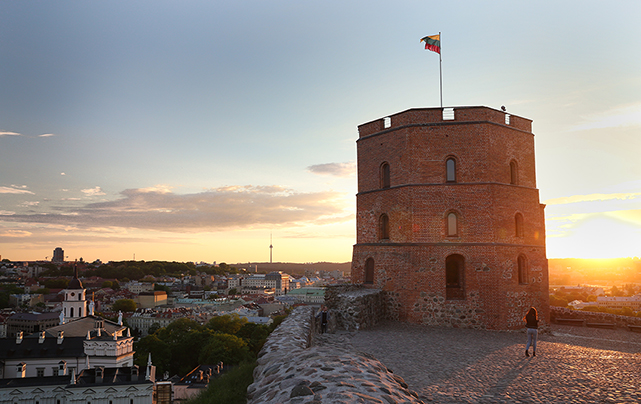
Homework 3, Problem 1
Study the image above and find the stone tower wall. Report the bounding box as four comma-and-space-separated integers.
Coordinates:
351, 106, 549, 330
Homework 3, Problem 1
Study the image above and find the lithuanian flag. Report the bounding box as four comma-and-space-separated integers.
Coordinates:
421, 34, 440, 54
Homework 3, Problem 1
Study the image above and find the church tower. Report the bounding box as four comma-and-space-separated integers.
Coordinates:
61, 265, 88, 323
351, 106, 549, 330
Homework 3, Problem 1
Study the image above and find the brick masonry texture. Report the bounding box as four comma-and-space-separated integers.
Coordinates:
351, 106, 549, 330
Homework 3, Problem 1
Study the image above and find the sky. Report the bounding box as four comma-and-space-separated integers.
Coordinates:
1, 1, 641, 264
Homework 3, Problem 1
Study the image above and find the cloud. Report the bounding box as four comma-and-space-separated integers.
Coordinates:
0, 185, 352, 232
0, 186, 34, 195
61, 173, 66, 176
0, 131, 56, 138
544, 192, 641, 206
569, 104, 641, 132
19, 201, 39, 207
307, 162, 356, 177
81, 186, 106, 196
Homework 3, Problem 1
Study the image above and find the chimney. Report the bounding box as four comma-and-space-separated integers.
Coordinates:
16, 331, 23, 344
16, 363, 26, 378
59, 361, 67, 376
57, 331, 64, 344
39, 331, 46, 344
95, 367, 104, 383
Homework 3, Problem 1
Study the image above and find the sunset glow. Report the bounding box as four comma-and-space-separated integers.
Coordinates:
1, 2, 640, 263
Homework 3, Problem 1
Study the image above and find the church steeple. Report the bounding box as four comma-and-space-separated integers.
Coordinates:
61, 263, 88, 323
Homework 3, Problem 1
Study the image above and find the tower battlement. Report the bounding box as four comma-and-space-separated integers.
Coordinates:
358, 106, 532, 138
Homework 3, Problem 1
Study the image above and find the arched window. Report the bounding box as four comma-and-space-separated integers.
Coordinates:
446, 158, 457, 182
379, 214, 390, 240
510, 160, 518, 185
447, 212, 458, 237
364, 258, 374, 284
70, 307, 74, 318
515, 213, 524, 237
518, 255, 528, 284
445, 254, 465, 300
380, 162, 390, 189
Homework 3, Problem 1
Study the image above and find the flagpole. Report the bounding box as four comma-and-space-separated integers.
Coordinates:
439, 31, 443, 108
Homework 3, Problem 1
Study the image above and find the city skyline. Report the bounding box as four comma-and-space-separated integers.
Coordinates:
1, 1, 641, 263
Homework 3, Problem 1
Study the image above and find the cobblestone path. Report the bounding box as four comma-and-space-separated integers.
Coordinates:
316, 323, 641, 403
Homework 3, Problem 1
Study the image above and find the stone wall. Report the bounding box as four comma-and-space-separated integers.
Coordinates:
246, 306, 423, 404
550, 306, 641, 328
323, 285, 386, 331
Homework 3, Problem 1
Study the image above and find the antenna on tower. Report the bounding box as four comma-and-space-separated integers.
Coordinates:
269, 232, 273, 264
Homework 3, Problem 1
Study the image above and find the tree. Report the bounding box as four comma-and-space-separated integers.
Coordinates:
156, 318, 202, 345
134, 335, 171, 375
611, 286, 624, 297
205, 314, 247, 335
111, 298, 137, 312
148, 322, 162, 335
236, 322, 270, 355
228, 288, 238, 296
198, 334, 251, 366
102, 281, 113, 288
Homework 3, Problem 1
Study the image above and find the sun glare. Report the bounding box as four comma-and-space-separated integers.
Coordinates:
548, 215, 641, 259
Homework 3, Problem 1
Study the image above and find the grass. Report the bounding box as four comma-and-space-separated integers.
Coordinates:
185, 360, 257, 404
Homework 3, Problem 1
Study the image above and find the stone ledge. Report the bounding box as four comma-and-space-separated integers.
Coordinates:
247, 306, 424, 404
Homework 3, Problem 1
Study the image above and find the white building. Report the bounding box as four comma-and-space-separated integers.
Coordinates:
568, 294, 641, 311
0, 364, 155, 404
0, 269, 133, 380
286, 287, 325, 304
125, 281, 155, 294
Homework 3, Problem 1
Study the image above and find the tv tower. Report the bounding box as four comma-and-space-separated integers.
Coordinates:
269, 233, 273, 264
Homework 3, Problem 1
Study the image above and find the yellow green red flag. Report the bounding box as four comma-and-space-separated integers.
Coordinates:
420, 34, 440, 54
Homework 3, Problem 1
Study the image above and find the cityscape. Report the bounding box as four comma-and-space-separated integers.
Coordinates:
2, 1, 641, 404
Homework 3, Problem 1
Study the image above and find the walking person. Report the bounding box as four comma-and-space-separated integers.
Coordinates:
316, 306, 330, 334
524, 307, 539, 357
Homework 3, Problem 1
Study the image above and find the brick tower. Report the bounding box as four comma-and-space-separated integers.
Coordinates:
351, 106, 549, 330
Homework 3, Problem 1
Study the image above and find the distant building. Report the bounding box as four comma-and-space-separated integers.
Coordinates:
61, 266, 88, 322
0, 364, 155, 404
5, 312, 59, 338
173, 363, 226, 403
125, 281, 156, 294
128, 309, 191, 337
286, 287, 325, 304
8, 294, 44, 309
52, 247, 64, 263
135, 291, 168, 309
569, 294, 641, 311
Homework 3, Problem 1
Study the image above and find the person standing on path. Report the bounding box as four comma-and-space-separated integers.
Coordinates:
524, 307, 539, 357
316, 306, 330, 334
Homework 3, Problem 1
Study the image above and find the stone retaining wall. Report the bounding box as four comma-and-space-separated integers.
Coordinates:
246, 306, 423, 404
550, 306, 641, 328
324, 285, 386, 331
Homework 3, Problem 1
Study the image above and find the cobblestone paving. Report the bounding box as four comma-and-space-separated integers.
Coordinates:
316, 323, 641, 403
